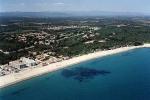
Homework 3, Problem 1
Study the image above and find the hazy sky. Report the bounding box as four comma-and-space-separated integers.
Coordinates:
0, 0, 150, 13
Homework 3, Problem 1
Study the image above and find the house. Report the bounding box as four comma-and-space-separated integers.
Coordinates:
21, 57, 37, 67
9, 57, 37, 69
0, 66, 2, 72
9, 60, 28, 69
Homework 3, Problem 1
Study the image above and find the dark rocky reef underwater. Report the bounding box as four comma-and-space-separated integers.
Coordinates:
61, 67, 111, 82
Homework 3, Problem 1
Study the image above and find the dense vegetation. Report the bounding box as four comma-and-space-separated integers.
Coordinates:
0, 16, 150, 64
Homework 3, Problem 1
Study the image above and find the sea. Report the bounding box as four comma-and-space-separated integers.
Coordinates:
0, 48, 150, 100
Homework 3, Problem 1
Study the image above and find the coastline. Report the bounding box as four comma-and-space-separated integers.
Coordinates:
1, 44, 150, 88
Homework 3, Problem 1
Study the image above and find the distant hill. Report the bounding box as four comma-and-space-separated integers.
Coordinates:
0, 12, 71, 17
73, 11, 145, 17
0, 11, 148, 17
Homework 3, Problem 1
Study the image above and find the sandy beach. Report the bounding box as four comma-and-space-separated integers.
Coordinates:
0, 44, 150, 88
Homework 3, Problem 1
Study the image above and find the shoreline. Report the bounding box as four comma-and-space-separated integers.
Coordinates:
1, 44, 150, 88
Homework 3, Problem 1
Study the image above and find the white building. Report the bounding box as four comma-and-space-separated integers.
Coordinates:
9, 60, 27, 69
21, 57, 37, 67
9, 57, 37, 69
0, 66, 2, 72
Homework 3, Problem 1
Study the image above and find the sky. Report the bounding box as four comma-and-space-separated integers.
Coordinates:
0, 0, 150, 14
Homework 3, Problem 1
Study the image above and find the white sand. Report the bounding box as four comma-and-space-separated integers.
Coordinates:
0, 44, 150, 88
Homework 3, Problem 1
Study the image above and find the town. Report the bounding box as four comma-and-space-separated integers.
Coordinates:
0, 16, 150, 76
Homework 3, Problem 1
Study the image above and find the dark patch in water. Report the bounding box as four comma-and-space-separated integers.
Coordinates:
11, 87, 29, 96
61, 67, 111, 82
0, 87, 29, 98
45, 77, 50, 80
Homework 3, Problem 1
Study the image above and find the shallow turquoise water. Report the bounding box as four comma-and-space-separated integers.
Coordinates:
0, 48, 150, 100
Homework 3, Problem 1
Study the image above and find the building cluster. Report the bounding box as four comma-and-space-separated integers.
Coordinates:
43, 25, 100, 31
0, 25, 101, 77
0, 52, 71, 77
36, 53, 70, 67
43, 25, 88, 30
0, 57, 37, 76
